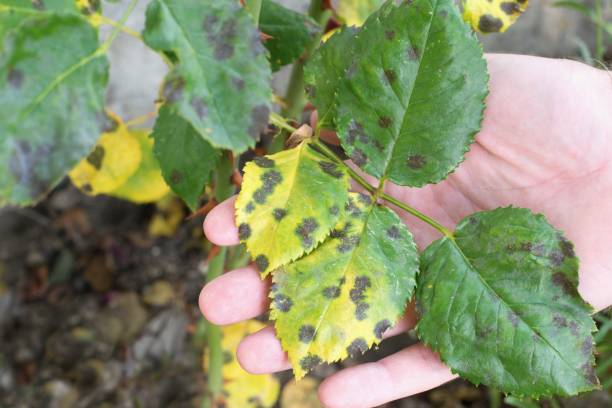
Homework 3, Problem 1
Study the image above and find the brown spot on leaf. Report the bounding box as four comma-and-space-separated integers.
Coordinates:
383, 69, 396, 84
406, 154, 426, 169
170, 169, 183, 184
406, 46, 419, 61
378, 116, 392, 128
385, 30, 395, 40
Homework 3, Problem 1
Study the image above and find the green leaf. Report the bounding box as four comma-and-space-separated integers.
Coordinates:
235, 142, 350, 276
142, 0, 272, 153
152, 106, 219, 210
0, 1, 101, 43
334, 0, 488, 187
417, 207, 599, 397
260, 0, 319, 71
304, 26, 359, 129
336, 0, 385, 26
462, 0, 529, 33
271, 192, 419, 378
0, 13, 108, 205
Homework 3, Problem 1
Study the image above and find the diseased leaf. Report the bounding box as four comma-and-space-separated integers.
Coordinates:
304, 26, 359, 129
417, 207, 598, 397
334, 0, 488, 187
110, 129, 170, 203
69, 112, 141, 195
336, 0, 385, 25
142, 0, 272, 153
0, 13, 108, 205
462, 0, 529, 33
260, 0, 319, 71
203, 320, 280, 408
271, 193, 419, 378
235, 142, 350, 276
152, 106, 219, 210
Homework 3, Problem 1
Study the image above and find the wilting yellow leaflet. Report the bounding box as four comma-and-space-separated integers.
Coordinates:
203, 320, 280, 408
69, 112, 141, 195
336, 0, 385, 26
462, 0, 529, 33
235, 141, 350, 276
110, 129, 170, 203
271, 193, 419, 378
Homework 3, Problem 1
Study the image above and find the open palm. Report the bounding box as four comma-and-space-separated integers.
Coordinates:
200, 54, 612, 408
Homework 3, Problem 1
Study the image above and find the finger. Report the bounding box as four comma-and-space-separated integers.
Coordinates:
236, 308, 417, 375
199, 266, 269, 325
318, 344, 456, 408
203, 196, 239, 246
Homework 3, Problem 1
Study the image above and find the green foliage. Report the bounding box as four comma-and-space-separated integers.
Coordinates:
142, 0, 272, 153
417, 208, 598, 397
152, 106, 219, 210
304, 26, 359, 129
0, 0, 601, 402
271, 192, 418, 378
235, 142, 350, 276
260, 0, 319, 71
334, 0, 488, 187
0, 11, 108, 205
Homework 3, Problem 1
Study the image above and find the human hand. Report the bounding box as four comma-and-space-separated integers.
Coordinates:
199, 54, 612, 408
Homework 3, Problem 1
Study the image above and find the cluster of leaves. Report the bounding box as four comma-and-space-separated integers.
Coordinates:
0, 0, 601, 402
234, 0, 600, 399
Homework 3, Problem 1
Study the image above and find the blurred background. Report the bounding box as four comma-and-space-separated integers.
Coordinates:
0, 1, 610, 407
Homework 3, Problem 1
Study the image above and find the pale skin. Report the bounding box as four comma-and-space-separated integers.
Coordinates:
199, 54, 612, 408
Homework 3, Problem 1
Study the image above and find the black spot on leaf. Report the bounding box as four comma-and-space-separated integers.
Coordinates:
355, 303, 369, 320
329, 205, 339, 216
31, 0, 45, 10
254, 254, 269, 272
273, 293, 292, 312
295, 217, 318, 248
553, 315, 568, 328
549, 250, 564, 267
190, 97, 208, 119
253, 156, 275, 168
299, 325, 315, 343
215, 20, 237, 59
559, 237, 576, 258
300, 354, 322, 371
231, 76, 245, 90
86, 146, 105, 170
272, 208, 287, 221
384, 30, 395, 40
245, 202, 255, 213
406, 46, 419, 61
581, 338, 593, 356
507, 311, 519, 327
318, 161, 344, 178
7, 68, 24, 89
500, 2, 521, 15
350, 148, 367, 167
581, 362, 599, 385
478, 15, 504, 33
347, 121, 368, 145
374, 319, 392, 339
323, 286, 341, 299
347, 338, 368, 357
238, 223, 251, 240
338, 235, 360, 253
358, 192, 371, 205
387, 226, 400, 239
247, 104, 270, 139
383, 69, 397, 84
570, 321, 579, 337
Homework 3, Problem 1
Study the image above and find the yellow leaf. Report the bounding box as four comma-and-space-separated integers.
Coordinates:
462, 0, 529, 33
75, 0, 103, 26
110, 129, 171, 203
203, 320, 280, 408
336, 0, 385, 26
148, 196, 185, 237
235, 142, 350, 275
69, 112, 141, 195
